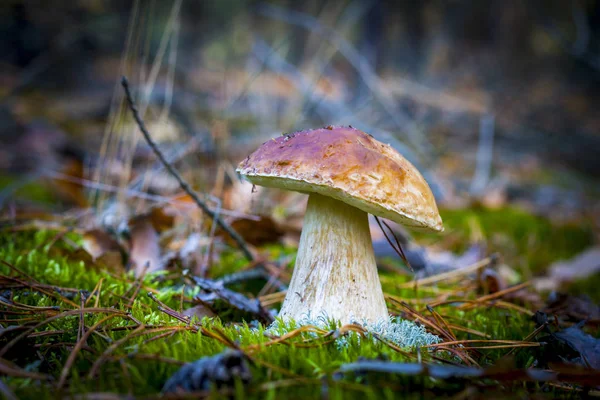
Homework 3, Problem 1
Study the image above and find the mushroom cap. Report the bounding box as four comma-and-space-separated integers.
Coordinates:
236, 126, 443, 232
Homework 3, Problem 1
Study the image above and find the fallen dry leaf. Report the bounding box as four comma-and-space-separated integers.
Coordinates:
82, 229, 122, 260
51, 157, 88, 207
544, 293, 600, 324
226, 216, 284, 247
129, 215, 162, 276
148, 206, 176, 233
537, 323, 600, 370
182, 304, 217, 320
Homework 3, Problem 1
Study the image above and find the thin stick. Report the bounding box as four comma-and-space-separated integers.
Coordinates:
424, 339, 540, 348
120, 76, 254, 261
505, 322, 548, 357
0, 308, 128, 358
397, 256, 496, 288
78, 291, 85, 342
58, 314, 121, 388
457, 281, 531, 310
374, 216, 413, 271
0, 358, 50, 381
391, 300, 454, 341
426, 305, 457, 342
127, 262, 149, 308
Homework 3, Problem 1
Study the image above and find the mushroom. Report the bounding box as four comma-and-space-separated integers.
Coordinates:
236, 126, 443, 324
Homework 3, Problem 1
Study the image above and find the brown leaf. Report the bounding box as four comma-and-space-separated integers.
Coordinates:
52, 158, 88, 207
219, 216, 284, 247
478, 268, 506, 294
50, 246, 124, 273
82, 229, 122, 260
128, 216, 162, 276
148, 206, 175, 233
182, 304, 217, 320
94, 251, 125, 272
544, 293, 600, 324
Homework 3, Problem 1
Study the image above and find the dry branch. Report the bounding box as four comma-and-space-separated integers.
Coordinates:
120, 76, 254, 261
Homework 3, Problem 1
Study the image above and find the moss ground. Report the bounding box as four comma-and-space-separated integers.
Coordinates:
0, 205, 595, 398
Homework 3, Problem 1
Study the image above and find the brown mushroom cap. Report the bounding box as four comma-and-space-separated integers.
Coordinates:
237, 126, 443, 232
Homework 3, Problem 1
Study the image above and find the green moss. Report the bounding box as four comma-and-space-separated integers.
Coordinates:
0, 221, 589, 398
0, 175, 58, 205
0, 231, 420, 398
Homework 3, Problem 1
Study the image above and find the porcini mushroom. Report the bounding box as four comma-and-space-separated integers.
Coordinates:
237, 126, 443, 324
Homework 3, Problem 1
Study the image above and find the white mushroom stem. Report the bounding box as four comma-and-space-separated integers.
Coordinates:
278, 193, 389, 324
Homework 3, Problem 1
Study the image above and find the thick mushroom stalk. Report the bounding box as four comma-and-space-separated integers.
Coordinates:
278, 193, 388, 323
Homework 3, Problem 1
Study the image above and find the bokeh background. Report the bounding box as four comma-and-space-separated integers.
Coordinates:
1, 0, 599, 290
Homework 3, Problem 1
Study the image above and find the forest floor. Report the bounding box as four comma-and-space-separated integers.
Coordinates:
1, 203, 599, 398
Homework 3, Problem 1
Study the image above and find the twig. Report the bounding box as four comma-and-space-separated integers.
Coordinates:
426, 305, 456, 342
431, 345, 479, 366
445, 324, 490, 338
505, 321, 548, 357
0, 307, 129, 358
87, 324, 148, 379
424, 339, 540, 349
398, 255, 497, 288
458, 281, 531, 311
428, 298, 534, 316
0, 274, 79, 308
1, 260, 39, 284
244, 325, 328, 352
215, 263, 288, 290
259, 290, 286, 307
390, 300, 454, 342
374, 216, 413, 271
120, 76, 254, 261
58, 314, 122, 388
86, 278, 103, 308
78, 291, 86, 342
0, 358, 51, 381
126, 262, 149, 308
146, 292, 232, 346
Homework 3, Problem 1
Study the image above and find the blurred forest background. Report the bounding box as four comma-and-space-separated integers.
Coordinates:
0, 0, 599, 274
